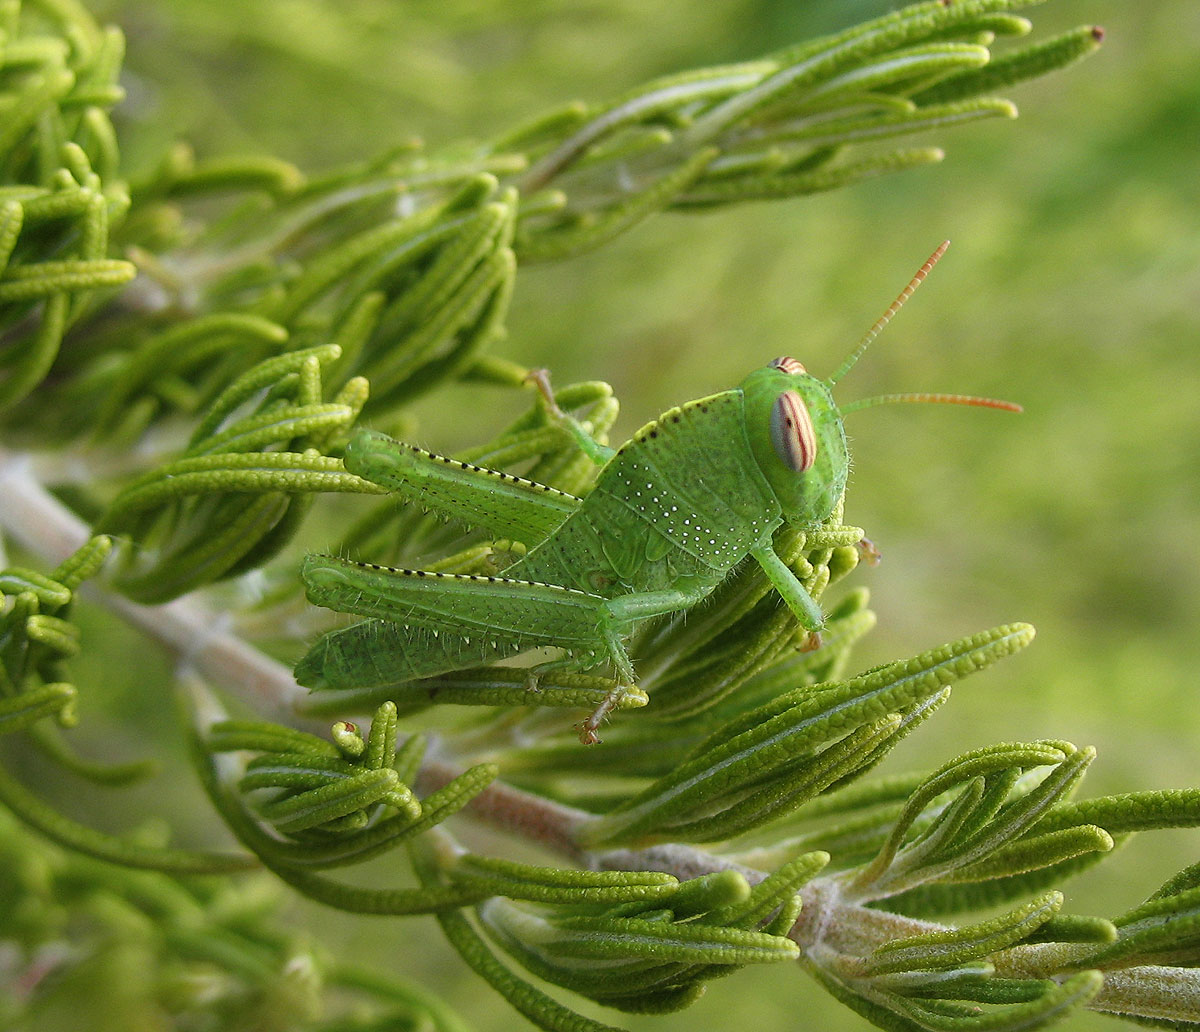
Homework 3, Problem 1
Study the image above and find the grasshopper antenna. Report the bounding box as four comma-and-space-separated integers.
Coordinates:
826, 240, 950, 387
840, 391, 1021, 415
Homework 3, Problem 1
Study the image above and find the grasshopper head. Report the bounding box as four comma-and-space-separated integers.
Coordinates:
740, 356, 848, 527
739, 245, 1023, 530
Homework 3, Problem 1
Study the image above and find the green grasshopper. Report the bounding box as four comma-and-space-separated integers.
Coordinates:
296, 242, 1018, 742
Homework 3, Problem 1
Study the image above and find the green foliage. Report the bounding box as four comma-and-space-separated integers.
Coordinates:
2, 1, 1196, 1031
0, 0, 133, 415
0, 804, 470, 1031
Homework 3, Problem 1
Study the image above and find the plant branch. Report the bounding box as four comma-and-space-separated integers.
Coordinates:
0, 447, 307, 722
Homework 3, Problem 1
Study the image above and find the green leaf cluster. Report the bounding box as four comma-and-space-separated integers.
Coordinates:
0, 0, 133, 417
0, 535, 108, 732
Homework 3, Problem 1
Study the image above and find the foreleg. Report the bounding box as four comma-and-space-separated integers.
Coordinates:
750, 543, 824, 649
525, 368, 617, 467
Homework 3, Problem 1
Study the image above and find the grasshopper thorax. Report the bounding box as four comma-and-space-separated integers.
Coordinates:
739, 357, 848, 528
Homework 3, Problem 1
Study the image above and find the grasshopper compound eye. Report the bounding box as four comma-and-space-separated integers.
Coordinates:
769, 356, 806, 375
770, 390, 817, 472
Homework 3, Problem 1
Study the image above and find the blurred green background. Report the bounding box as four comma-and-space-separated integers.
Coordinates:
77, 0, 1200, 1029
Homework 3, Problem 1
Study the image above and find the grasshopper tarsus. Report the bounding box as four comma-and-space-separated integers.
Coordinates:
576, 722, 601, 746
857, 537, 882, 566
524, 367, 565, 419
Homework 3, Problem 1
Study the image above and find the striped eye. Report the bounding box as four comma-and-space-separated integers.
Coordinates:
770, 390, 817, 472
769, 356, 806, 375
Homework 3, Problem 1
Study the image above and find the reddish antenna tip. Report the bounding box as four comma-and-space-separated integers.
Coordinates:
841, 392, 1023, 416
940, 395, 1023, 413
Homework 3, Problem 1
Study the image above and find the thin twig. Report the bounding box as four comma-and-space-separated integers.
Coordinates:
0, 448, 307, 722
